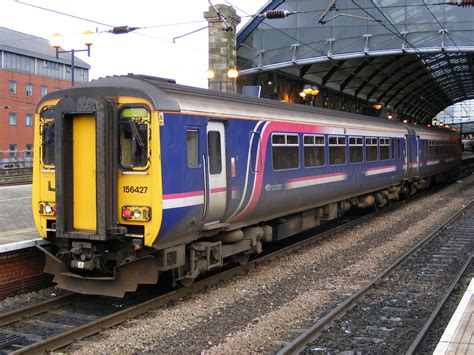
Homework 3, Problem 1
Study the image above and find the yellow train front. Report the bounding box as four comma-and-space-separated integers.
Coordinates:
33, 76, 167, 297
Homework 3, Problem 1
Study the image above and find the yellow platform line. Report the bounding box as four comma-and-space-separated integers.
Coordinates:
0, 227, 37, 238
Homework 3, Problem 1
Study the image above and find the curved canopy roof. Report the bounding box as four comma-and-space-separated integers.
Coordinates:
237, 0, 474, 122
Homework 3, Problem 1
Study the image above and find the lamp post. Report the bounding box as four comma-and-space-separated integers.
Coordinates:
50, 31, 94, 86
299, 84, 320, 106
206, 68, 239, 92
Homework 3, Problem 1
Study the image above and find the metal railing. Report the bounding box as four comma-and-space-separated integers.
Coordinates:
0, 150, 34, 169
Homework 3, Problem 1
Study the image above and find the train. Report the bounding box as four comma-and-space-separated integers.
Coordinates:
32, 74, 462, 297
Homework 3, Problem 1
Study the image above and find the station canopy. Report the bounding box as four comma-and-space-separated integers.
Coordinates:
237, 0, 474, 122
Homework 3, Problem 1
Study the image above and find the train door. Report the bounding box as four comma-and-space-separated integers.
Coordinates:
73, 115, 97, 231
405, 133, 419, 178
204, 121, 227, 224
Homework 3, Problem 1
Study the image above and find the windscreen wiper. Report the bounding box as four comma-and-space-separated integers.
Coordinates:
129, 120, 145, 147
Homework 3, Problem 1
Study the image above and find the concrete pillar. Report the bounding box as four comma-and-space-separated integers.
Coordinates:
204, 4, 241, 93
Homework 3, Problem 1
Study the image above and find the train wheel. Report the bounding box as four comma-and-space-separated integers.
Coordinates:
236, 253, 250, 265
179, 277, 196, 287
402, 184, 410, 200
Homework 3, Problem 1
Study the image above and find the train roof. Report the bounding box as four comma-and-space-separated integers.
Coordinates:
38, 74, 458, 138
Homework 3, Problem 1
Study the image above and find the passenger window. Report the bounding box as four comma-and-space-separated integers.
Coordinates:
208, 131, 222, 174
365, 137, 378, 161
119, 107, 150, 170
329, 136, 346, 165
349, 137, 363, 163
272, 133, 299, 170
304, 135, 325, 167
186, 130, 199, 167
380, 138, 390, 160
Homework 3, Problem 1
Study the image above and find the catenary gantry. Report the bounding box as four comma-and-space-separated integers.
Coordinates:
236, 0, 474, 122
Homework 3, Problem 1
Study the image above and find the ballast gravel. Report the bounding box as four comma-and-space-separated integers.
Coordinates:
3, 176, 473, 354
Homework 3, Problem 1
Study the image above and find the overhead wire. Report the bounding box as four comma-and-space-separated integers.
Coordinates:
230, 0, 446, 121
11, 0, 238, 63
350, 0, 454, 121
421, 0, 472, 123
225, 0, 327, 57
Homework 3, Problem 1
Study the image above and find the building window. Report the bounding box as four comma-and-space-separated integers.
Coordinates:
9, 80, 16, 94
329, 136, 346, 165
9, 112, 17, 126
41, 86, 48, 97
272, 133, 299, 170
4, 52, 34, 73
25, 113, 33, 126
26, 83, 33, 97
303, 135, 325, 167
8, 144, 17, 158
186, 130, 199, 167
349, 136, 363, 163
365, 137, 378, 161
380, 138, 390, 160
25, 144, 33, 157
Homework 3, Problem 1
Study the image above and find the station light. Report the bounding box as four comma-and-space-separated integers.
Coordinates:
372, 103, 382, 110
49, 30, 94, 86
49, 33, 62, 49
227, 68, 239, 79
206, 69, 215, 80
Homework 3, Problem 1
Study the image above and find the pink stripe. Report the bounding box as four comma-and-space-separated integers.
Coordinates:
235, 122, 328, 221
163, 190, 204, 200
365, 165, 396, 172
211, 187, 227, 193
287, 172, 346, 184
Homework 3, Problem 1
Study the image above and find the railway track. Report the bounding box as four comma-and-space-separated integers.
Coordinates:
278, 200, 474, 354
0, 180, 469, 353
0, 194, 424, 354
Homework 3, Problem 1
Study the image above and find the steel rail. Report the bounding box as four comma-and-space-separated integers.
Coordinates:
277, 200, 473, 355
0, 293, 76, 327
405, 255, 473, 354
4, 185, 468, 353
10, 202, 394, 354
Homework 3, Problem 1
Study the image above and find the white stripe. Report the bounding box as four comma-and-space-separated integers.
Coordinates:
285, 174, 347, 190
227, 121, 264, 220
163, 195, 204, 209
364, 166, 397, 176
445, 157, 455, 162
427, 160, 440, 166
238, 121, 270, 216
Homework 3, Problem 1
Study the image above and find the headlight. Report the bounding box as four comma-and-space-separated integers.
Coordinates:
121, 206, 151, 221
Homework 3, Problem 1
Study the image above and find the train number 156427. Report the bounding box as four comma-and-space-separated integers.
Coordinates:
122, 186, 148, 194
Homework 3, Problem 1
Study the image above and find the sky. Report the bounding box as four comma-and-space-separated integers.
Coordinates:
1, 0, 268, 88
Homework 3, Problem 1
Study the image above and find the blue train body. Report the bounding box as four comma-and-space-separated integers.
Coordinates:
34, 75, 462, 296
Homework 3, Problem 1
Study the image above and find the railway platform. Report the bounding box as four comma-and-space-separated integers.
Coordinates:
0, 184, 50, 299
434, 278, 474, 354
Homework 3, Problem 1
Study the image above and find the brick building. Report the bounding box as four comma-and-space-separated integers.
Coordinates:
0, 27, 90, 165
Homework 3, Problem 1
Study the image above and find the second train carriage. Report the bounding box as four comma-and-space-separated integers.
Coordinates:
32, 75, 462, 297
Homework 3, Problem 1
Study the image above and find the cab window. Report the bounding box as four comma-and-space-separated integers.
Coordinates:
40, 107, 55, 168
119, 107, 150, 170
